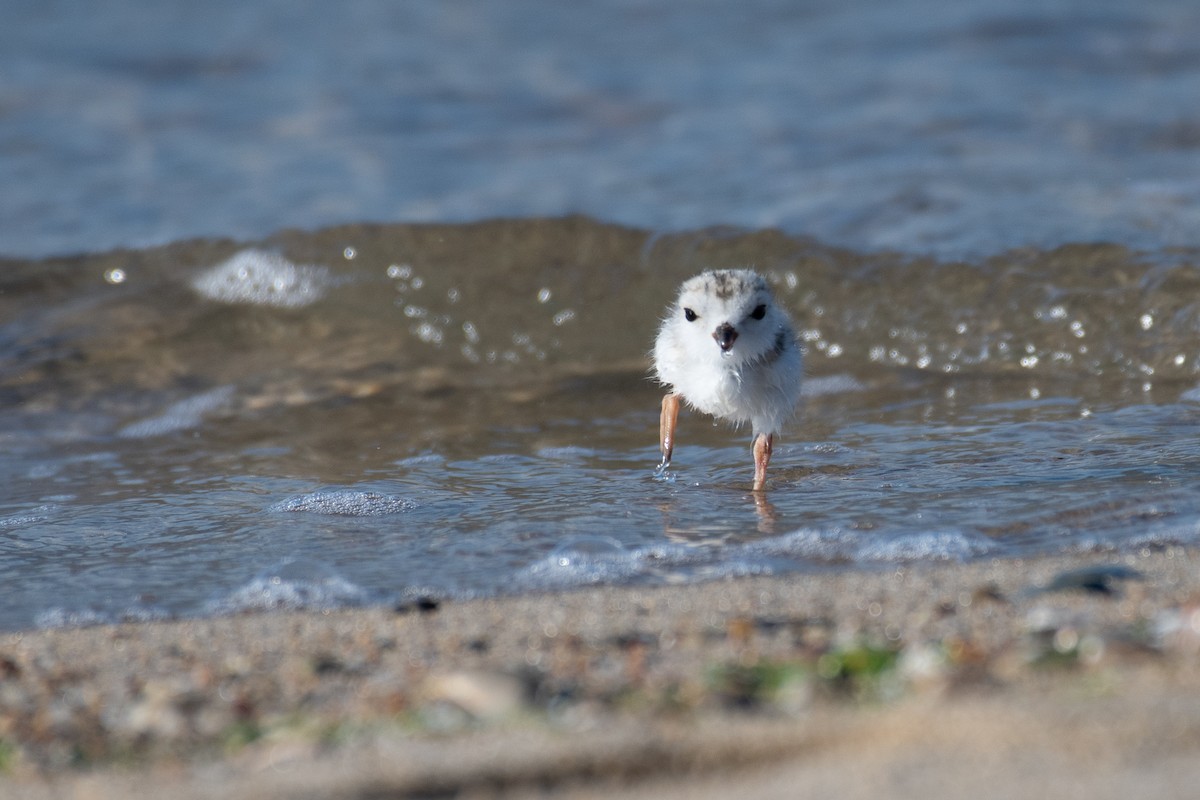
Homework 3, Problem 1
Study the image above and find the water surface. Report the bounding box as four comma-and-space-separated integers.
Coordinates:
3, 0, 1200, 258
5, 0, 1200, 629
3, 221, 1200, 630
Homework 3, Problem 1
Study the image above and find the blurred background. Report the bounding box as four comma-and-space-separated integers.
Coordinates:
3, 0, 1200, 259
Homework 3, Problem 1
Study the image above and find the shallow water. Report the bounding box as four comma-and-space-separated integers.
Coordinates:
3, 220, 1200, 630
6, 0, 1200, 629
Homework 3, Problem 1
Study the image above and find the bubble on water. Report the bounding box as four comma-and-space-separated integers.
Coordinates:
103, 267, 126, 284
414, 322, 443, 344
343, 246, 357, 260
552, 309, 576, 326
1139, 313, 1154, 331
192, 250, 332, 308
270, 490, 418, 516
387, 263, 412, 279
537, 288, 552, 303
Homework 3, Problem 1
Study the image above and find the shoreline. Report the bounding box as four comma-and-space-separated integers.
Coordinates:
4, 547, 1200, 798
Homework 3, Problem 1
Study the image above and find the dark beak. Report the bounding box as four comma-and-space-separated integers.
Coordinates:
713, 322, 738, 352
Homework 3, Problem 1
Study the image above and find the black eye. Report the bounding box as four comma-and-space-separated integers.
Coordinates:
750, 304, 767, 320
683, 308, 697, 322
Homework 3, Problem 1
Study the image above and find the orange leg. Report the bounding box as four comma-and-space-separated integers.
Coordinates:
658, 393, 681, 472
752, 432, 774, 492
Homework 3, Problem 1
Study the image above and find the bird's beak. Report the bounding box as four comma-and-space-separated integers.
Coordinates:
713, 322, 738, 352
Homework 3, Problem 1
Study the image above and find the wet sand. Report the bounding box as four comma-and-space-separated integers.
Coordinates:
3, 548, 1200, 799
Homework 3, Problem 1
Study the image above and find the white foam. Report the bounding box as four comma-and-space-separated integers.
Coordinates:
270, 490, 417, 516
520, 536, 648, 588
206, 559, 371, 614
118, 385, 234, 438
753, 526, 999, 563
854, 529, 999, 561
0, 504, 57, 529
34, 604, 170, 630
1067, 517, 1200, 554
517, 525, 1000, 592
33, 607, 112, 629
192, 250, 332, 308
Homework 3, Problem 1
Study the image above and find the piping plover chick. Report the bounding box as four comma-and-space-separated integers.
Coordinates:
653, 269, 802, 492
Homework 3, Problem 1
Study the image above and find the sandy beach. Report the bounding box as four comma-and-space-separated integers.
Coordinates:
3, 548, 1200, 799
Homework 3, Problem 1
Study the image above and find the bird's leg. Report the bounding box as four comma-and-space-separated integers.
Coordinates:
657, 393, 681, 473
752, 432, 774, 492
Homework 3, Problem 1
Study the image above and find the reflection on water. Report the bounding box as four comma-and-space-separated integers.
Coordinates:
2, 219, 1200, 630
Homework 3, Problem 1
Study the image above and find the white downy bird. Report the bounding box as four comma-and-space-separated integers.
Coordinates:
653, 269, 803, 491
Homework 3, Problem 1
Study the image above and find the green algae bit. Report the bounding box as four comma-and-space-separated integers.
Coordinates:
708, 661, 810, 709
709, 642, 902, 709
816, 643, 900, 686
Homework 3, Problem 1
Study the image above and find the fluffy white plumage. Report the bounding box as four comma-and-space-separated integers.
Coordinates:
652, 269, 802, 490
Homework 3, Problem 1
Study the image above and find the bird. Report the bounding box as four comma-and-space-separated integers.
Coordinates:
652, 269, 803, 492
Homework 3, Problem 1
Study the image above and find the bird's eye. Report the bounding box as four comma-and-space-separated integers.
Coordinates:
683, 308, 697, 322
750, 304, 767, 320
